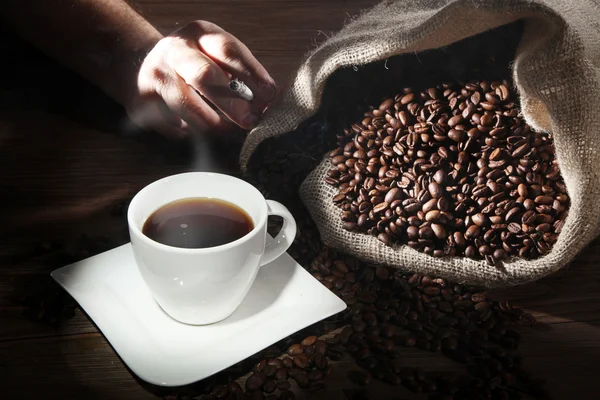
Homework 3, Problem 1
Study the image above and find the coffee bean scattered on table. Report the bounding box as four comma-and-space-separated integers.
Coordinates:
303, 243, 545, 400
325, 80, 569, 265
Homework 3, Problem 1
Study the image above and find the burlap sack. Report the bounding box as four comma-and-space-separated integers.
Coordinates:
240, 0, 600, 286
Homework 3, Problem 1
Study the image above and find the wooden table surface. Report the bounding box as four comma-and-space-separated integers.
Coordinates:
1, 1, 599, 399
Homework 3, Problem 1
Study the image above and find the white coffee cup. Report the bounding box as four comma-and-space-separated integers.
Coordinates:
127, 172, 297, 325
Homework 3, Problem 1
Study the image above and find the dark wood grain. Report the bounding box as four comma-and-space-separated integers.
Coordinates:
0, 1, 599, 399
137, 0, 378, 86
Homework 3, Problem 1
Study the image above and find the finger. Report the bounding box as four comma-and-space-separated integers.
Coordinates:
168, 43, 259, 130
156, 68, 232, 133
187, 22, 276, 106
192, 88, 239, 132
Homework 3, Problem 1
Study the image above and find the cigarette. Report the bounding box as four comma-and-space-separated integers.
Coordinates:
229, 78, 254, 101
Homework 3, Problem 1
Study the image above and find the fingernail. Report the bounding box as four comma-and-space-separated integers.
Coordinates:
242, 113, 259, 129
258, 82, 277, 102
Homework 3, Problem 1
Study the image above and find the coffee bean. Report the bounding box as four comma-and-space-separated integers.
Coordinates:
333, 193, 346, 203
493, 249, 508, 260
424, 286, 440, 296
448, 115, 463, 127
287, 344, 303, 356
448, 129, 466, 142
377, 232, 391, 245
293, 371, 310, 389
263, 380, 276, 394
479, 245, 491, 256
419, 226, 435, 240
326, 79, 568, 265
293, 354, 310, 369
276, 380, 291, 391
471, 292, 487, 302
275, 367, 288, 381
428, 182, 443, 198
508, 222, 521, 233
245, 372, 266, 392
264, 364, 277, 377
512, 143, 530, 158
471, 213, 488, 227
401, 93, 415, 105
301, 336, 317, 346
229, 382, 243, 394
431, 224, 447, 239
282, 357, 294, 369
465, 225, 481, 239
384, 188, 402, 203
373, 202, 389, 214
375, 266, 389, 280
425, 210, 441, 222
379, 98, 394, 111
279, 391, 295, 400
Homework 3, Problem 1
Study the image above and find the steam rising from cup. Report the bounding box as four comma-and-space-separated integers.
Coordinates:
121, 79, 255, 172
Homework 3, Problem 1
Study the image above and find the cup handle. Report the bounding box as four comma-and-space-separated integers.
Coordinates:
260, 200, 297, 266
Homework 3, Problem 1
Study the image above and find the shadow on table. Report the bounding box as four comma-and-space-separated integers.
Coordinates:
486, 237, 600, 398
490, 236, 600, 328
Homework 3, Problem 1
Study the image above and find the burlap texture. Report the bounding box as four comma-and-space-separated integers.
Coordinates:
240, 0, 600, 286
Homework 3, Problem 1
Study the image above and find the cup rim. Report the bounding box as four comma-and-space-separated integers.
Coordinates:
127, 172, 268, 254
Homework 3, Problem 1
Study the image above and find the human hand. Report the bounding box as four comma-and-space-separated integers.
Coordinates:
125, 21, 277, 138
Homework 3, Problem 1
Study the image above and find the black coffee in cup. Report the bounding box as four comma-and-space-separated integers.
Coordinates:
142, 198, 253, 249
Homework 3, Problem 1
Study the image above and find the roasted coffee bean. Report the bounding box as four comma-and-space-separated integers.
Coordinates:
292, 371, 310, 389
465, 225, 481, 239
282, 357, 294, 369
275, 367, 289, 381
287, 344, 303, 356
264, 364, 277, 377
275, 380, 291, 392
245, 372, 266, 392
293, 354, 310, 369
375, 266, 389, 280
301, 336, 317, 346
471, 213, 488, 227
326, 80, 568, 264
279, 391, 295, 400
428, 182, 443, 198
262, 380, 276, 394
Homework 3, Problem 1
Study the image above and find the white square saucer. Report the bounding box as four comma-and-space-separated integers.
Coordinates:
51, 243, 346, 387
